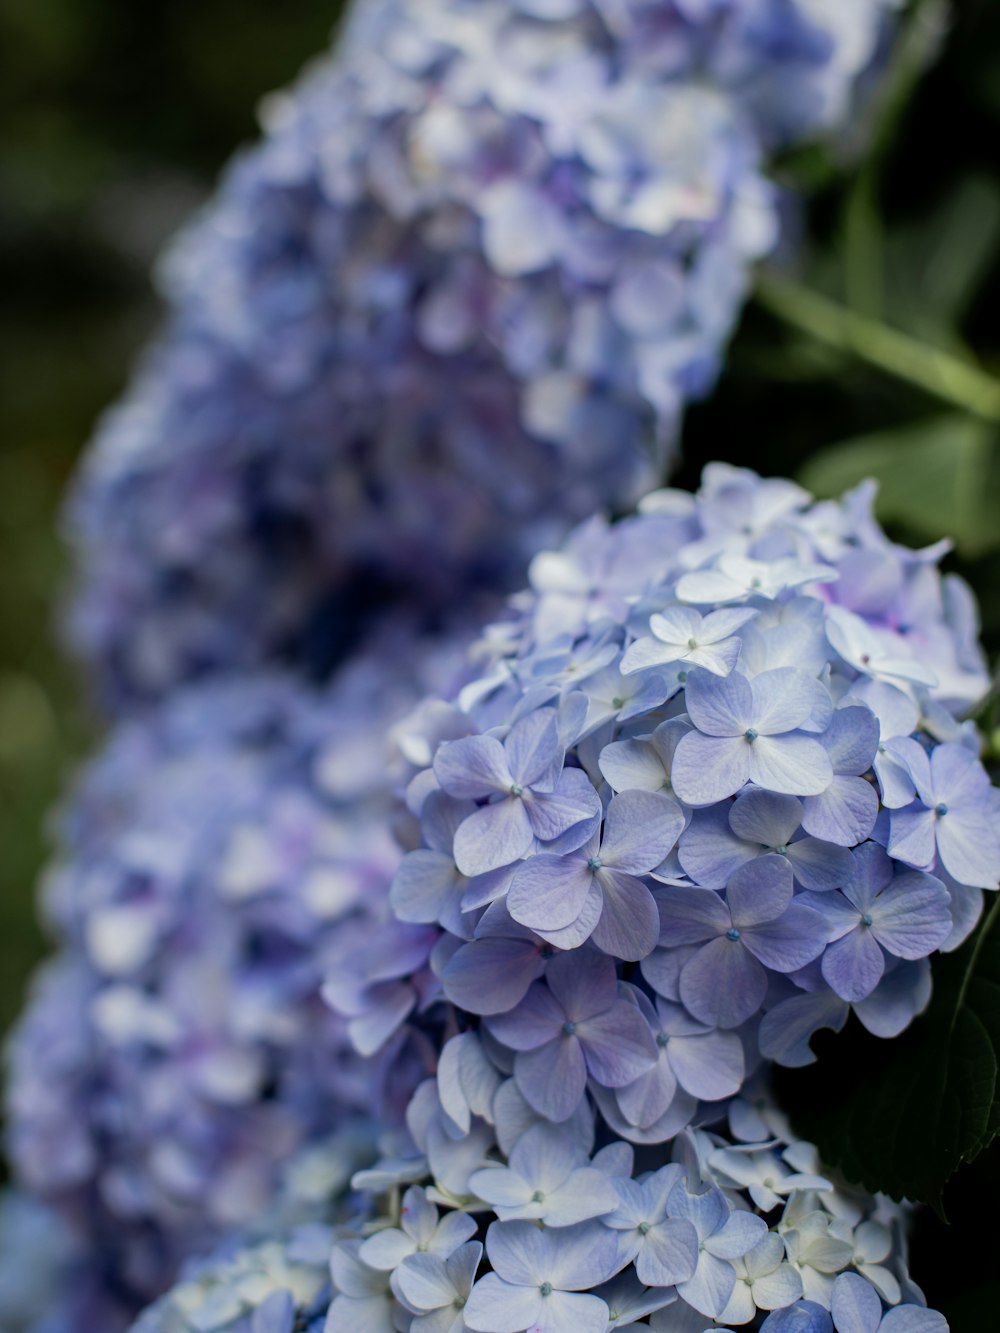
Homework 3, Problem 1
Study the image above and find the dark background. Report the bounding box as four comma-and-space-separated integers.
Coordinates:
1, 0, 998, 1324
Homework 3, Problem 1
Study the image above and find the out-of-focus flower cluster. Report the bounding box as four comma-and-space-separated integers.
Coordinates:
0, 1190, 80, 1333
3, 626, 468, 1324
331, 464, 997, 1154
67, 0, 897, 707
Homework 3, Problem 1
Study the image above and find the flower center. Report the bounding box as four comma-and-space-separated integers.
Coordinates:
744, 728, 758, 743
774, 844, 788, 856
935, 802, 948, 817
532, 1190, 545, 1203
750, 578, 763, 590
540, 1283, 553, 1298
861, 913, 874, 927
562, 1021, 577, 1037
587, 856, 603, 872
510, 783, 524, 797
687, 638, 699, 650
726, 927, 741, 942
678, 670, 688, 683
657, 1031, 670, 1048
637, 1221, 651, 1235
612, 696, 624, 709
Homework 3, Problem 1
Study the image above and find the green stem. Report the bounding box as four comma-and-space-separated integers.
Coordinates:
755, 272, 1000, 423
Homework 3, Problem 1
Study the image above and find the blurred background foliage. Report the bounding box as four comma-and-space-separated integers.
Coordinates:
1, 0, 999, 1325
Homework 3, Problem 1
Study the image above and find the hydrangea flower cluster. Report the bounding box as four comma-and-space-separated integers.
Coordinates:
201, 1092, 937, 1333
67, 0, 897, 705
305, 464, 976, 1332
3, 626, 467, 1325
334, 466, 997, 1141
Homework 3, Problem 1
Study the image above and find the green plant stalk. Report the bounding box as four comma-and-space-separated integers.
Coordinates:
756, 273, 1000, 423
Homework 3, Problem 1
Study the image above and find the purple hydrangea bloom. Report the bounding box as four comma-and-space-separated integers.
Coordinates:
484, 952, 659, 1122
65, 1, 896, 708
350, 466, 997, 1140
273, 1085, 941, 1333
655, 856, 830, 1027
4, 627, 465, 1326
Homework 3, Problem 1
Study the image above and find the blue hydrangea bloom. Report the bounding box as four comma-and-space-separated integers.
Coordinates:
249, 1095, 939, 1333
66, 0, 896, 707
3, 626, 467, 1326
328, 466, 997, 1157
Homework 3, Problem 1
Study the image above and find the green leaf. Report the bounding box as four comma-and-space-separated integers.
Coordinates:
799, 414, 999, 556
777, 899, 1000, 1213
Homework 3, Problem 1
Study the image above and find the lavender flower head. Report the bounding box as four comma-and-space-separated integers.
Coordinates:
323, 465, 996, 1161
67, 0, 897, 706
3, 625, 467, 1327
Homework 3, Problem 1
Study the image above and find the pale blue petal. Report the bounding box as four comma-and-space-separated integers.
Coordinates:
704, 1209, 768, 1259
729, 789, 803, 847
750, 669, 832, 736
666, 1028, 744, 1101
591, 870, 660, 960
546, 950, 618, 1021
672, 732, 750, 805
505, 709, 564, 790
545, 1222, 624, 1289
879, 1307, 949, 1333
677, 1251, 738, 1320
578, 1001, 659, 1087
726, 855, 794, 926
829, 1273, 881, 1333
800, 776, 879, 847
636, 1220, 700, 1287
870, 873, 952, 959
487, 983, 564, 1051
747, 734, 832, 798
684, 668, 753, 736
391, 850, 461, 924
507, 855, 594, 931
516, 1037, 588, 1121
599, 738, 670, 793
526, 769, 602, 843
678, 806, 753, 888
935, 807, 1000, 887
454, 798, 534, 877
536, 1290, 612, 1333
435, 735, 512, 800
786, 837, 854, 892
602, 790, 685, 874
743, 905, 829, 972
464, 1272, 542, 1333
821, 928, 885, 1002
680, 937, 767, 1028
442, 937, 545, 1016
887, 805, 936, 871
657, 887, 731, 946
